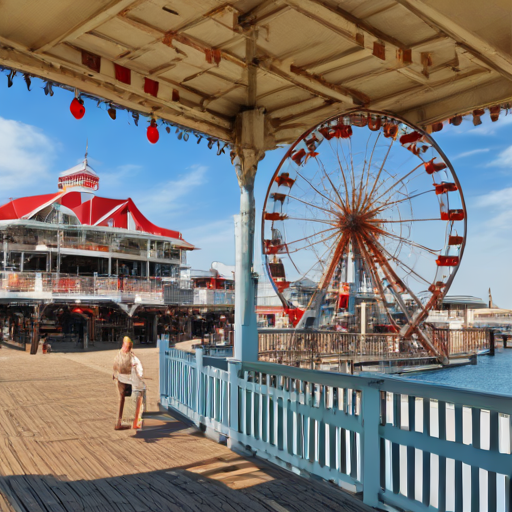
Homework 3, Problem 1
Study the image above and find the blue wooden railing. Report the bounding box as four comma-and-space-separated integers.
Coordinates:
158, 340, 512, 512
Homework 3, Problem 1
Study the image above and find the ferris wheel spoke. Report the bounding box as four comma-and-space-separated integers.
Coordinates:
361, 139, 394, 211
318, 232, 351, 290
372, 228, 440, 256
331, 144, 351, 211
378, 243, 433, 286
287, 194, 338, 216
318, 162, 349, 215
286, 227, 339, 247
298, 233, 342, 281
363, 161, 424, 212
364, 234, 423, 309
357, 133, 383, 211
286, 217, 338, 226
369, 189, 435, 217
295, 169, 342, 212
353, 233, 401, 327
287, 230, 341, 254
371, 217, 442, 224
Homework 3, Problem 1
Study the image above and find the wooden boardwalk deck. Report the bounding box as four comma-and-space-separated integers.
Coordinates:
0, 343, 375, 512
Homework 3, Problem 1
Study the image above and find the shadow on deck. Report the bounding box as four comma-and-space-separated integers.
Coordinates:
0, 345, 374, 512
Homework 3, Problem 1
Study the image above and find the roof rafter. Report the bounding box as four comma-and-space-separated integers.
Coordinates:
289, 65, 370, 105
400, 77, 512, 127
34, 0, 147, 54
395, 0, 512, 81
283, 0, 409, 51
372, 68, 494, 111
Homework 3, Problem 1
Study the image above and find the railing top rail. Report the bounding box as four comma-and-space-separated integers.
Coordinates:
259, 327, 491, 335
240, 360, 512, 414
258, 328, 401, 336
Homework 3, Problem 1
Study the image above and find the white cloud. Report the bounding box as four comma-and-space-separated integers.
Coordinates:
487, 146, 512, 168
452, 148, 490, 160
0, 117, 56, 197
186, 217, 235, 269
473, 187, 512, 230
461, 114, 512, 136
100, 164, 143, 194
136, 164, 208, 216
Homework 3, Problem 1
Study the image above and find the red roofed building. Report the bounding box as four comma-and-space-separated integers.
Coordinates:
0, 157, 196, 352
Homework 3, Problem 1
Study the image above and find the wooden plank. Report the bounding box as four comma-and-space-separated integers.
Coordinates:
0, 345, 376, 512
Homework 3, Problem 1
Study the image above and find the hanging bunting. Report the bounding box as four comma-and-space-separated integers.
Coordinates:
23, 74, 31, 91
0, 64, 229, 154
43, 81, 54, 96
107, 104, 116, 120
7, 70, 16, 87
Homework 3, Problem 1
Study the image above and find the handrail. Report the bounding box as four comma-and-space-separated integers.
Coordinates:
160, 341, 512, 512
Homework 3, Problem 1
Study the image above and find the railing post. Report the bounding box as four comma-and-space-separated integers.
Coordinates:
196, 348, 204, 417
157, 338, 167, 407
362, 382, 381, 507
227, 359, 242, 444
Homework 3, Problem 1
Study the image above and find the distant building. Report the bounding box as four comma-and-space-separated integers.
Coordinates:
0, 156, 194, 350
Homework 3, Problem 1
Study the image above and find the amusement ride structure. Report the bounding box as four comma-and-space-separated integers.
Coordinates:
262, 110, 466, 359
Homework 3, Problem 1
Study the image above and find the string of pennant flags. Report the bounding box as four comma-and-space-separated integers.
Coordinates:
0, 62, 231, 156
2, 61, 511, 148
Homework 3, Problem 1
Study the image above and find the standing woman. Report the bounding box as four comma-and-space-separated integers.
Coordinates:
113, 336, 146, 430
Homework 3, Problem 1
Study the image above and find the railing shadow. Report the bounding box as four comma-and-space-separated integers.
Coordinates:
0, 456, 374, 512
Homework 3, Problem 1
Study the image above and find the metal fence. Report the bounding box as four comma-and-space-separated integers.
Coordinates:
160, 341, 512, 512
258, 328, 491, 365
0, 272, 194, 304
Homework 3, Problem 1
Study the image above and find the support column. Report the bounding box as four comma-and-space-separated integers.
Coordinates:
233, 111, 272, 362
152, 314, 158, 343
30, 304, 40, 354
232, 29, 275, 362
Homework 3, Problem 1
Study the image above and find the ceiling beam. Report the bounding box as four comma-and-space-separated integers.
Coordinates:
400, 77, 512, 127
283, 0, 409, 50
257, 59, 355, 105
34, 0, 146, 54
268, 96, 328, 119
372, 68, 493, 110
395, 0, 512, 81
162, 31, 246, 68
289, 65, 370, 105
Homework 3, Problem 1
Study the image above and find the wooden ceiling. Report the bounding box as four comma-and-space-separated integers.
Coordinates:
1, 0, 511, 144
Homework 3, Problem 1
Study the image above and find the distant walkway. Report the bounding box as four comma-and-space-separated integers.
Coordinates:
0, 344, 375, 512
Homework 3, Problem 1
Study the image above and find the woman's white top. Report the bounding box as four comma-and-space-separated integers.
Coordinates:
117, 354, 146, 391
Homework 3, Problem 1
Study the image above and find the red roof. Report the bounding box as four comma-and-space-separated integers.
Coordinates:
0, 190, 193, 248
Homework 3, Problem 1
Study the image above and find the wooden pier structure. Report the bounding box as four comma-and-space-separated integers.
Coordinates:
0, 344, 375, 512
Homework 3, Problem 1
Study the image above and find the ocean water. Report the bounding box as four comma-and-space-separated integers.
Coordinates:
401, 348, 512, 395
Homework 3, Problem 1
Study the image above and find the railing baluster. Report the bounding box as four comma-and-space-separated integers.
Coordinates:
407, 395, 415, 499
423, 398, 431, 507
454, 404, 463, 512
340, 427, 347, 474
471, 408, 481, 511
488, 411, 499, 512
438, 401, 447, 512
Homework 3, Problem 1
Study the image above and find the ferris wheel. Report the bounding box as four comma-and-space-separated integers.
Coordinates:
262, 109, 466, 354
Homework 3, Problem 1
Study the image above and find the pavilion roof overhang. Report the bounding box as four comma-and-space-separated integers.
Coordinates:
1, 0, 512, 144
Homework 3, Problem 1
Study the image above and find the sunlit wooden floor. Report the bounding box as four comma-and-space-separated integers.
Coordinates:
0, 343, 374, 512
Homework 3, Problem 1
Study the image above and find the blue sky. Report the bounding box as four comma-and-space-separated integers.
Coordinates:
0, 76, 511, 307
